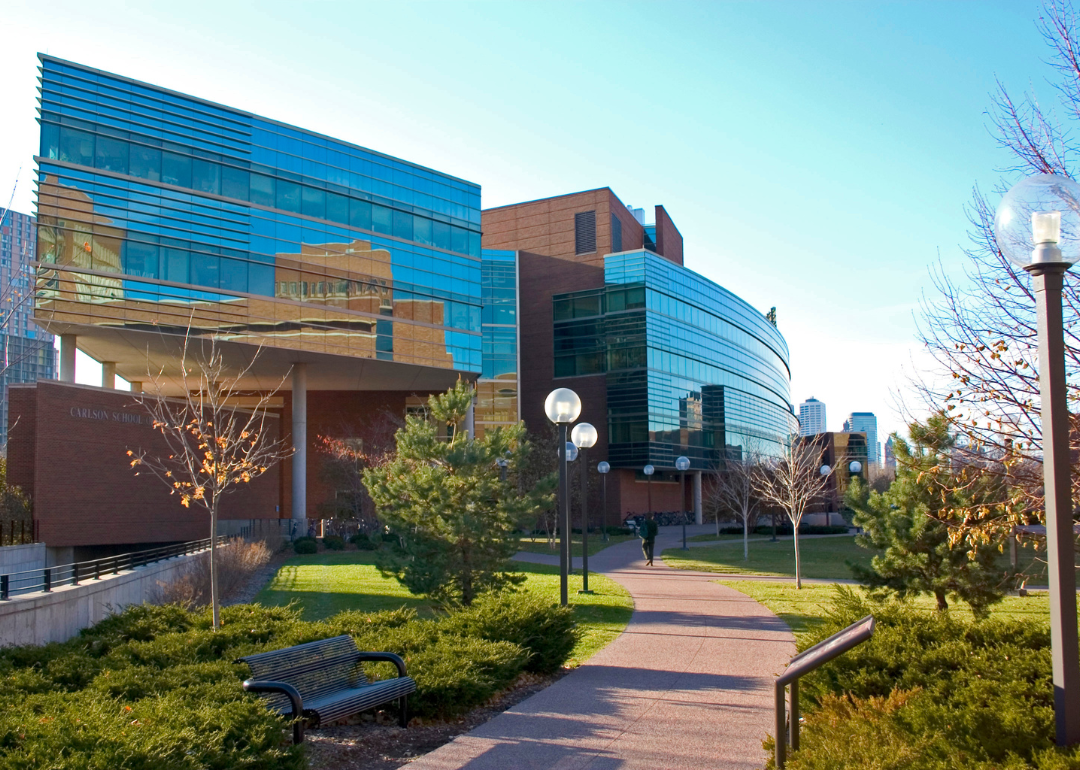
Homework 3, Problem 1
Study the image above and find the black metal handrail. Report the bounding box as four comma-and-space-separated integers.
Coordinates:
0, 535, 226, 600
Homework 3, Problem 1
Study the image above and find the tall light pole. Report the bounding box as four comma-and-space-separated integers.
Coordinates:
643, 464, 654, 522
545, 388, 581, 607
573, 423, 598, 594
565, 441, 578, 575
820, 464, 832, 526
598, 461, 610, 542
676, 455, 690, 550
996, 173, 1080, 745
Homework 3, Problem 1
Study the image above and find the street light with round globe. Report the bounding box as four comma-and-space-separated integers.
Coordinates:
643, 464, 655, 522
545, 388, 581, 607
849, 461, 862, 475
676, 456, 691, 550
572, 423, 598, 593
996, 174, 1080, 745
597, 461, 611, 542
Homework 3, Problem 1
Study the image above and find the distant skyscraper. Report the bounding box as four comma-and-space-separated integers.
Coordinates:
799, 397, 826, 436
0, 208, 56, 448
844, 412, 879, 465
884, 436, 896, 470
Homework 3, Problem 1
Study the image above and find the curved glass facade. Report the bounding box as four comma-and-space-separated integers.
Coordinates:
553, 250, 796, 469
34, 56, 481, 372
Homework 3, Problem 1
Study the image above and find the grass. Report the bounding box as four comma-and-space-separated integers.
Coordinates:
686, 533, 744, 543
256, 550, 633, 667
662, 535, 875, 580
719, 579, 1054, 641
515, 534, 636, 557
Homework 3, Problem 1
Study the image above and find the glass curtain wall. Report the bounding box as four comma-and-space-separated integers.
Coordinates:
475, 250, 518, 435
34, 56, 482, 372
553, 250, 796, 469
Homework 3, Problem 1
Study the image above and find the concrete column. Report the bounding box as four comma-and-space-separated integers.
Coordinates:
60, 335, 76, 383
129, 381, 143, 393
693, 471, 703, 525
101, 362, 116, 389
291, 363, 307, 524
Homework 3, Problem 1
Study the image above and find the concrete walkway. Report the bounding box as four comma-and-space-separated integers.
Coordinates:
408, 527, 795, 770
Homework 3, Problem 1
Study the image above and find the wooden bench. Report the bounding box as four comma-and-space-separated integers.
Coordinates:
239, 635, 416, 743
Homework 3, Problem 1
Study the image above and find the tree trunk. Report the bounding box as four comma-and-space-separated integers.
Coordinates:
793, 525, 802, 590
743, 515, 749, 561
210, 500, 220, 630
934, 590, 948, 611
716, 511, 720, 537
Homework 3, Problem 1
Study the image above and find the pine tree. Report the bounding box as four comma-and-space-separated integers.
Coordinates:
363, 381, 555, 606
846, 415, 1007, 617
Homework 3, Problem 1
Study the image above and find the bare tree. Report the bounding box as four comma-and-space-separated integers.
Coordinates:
752, 436, 833, 589
709, 444, 761, 561
127, 334, 292, 629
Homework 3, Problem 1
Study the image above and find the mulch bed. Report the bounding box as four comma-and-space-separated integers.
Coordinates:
305, 670, 568, 769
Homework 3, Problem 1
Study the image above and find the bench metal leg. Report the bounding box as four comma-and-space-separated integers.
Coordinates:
399, 694, 408, 727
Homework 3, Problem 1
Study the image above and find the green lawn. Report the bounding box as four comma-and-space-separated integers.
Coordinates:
662, 535, 875, 580
256, 550, 633, 667
686, 533, 744, 543
720, 579, 1054, 640
516, 534, 636, 557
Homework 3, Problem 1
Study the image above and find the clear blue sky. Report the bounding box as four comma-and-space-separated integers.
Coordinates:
0, 0, 1056, 446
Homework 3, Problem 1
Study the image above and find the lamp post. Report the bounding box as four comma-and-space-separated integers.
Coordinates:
995, 173, 1080, 745
545, 388, 581, 607
565, 441, 578, 576
598, 461, 610, 542
820, 465, 832, 526
496, 457, 509, 483
572, 423, 598, 594
676, 456, 691, 550
643, 464, 654, 524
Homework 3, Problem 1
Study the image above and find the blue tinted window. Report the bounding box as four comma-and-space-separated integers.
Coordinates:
249, 263, 274, 295
162, 151, 191, 187
95, 136, 128, 174
221, 165, 249, 201
191, 159, 220, 195
124, 241, 158, 278
413, 216, 432, 246
349, 199, 372, 230
432, 221, 451, 251
301, 186, 325, 219
372, 204, 392, 235
191, 252, 220, 287
164, 246, 189, 283
220, 257, 248, 292
326, 192, 349, 224
393, 210, 413, 241
451, 226, 468, 255
129, 144, 161, 181
276, 180, 301, 213
59, 127, 94, 166
41, 122, 60, 159
250, 174, 274, 207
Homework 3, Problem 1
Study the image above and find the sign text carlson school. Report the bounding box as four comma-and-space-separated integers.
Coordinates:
69, 407, 150, 426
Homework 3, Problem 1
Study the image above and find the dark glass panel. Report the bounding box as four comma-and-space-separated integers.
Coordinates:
192, 159, 221, 195
553, 298, 572, 321
393, 210, 413, 241
95, 135, 128, 174
58, 127, 94, 166
164, 247, 189, 283
220, 257, 248, 293
191, 252, 221, 288
249, 263, 274, 296
349, 198, 372, 230
574, 295, 601, 317
326, 192, 349, 224
301, 186, 326, 219
432, 221, 451, 251
372, 204, 392, 235
162, 151, 192, 187
250, 174, 275, 207
468, 230, 481, 257
413, 216, 432, 246
450, 226, 468, 255
554, 356, 574, 377
221, 165, 250, 201
40, 123, 60, 160
129, 145, 161, 181
276, 180, 301, 213
124, 241, 159, 279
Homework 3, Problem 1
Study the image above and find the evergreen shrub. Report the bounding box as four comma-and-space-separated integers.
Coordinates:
322, 535, 345, 551
349, 532, 378, 550
292, 536, 317, 554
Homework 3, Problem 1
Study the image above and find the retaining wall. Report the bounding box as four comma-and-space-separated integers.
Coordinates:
0, 543, 46, 575
0, 550, 197, 647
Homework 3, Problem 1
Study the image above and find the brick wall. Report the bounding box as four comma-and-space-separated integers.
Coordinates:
7, 381, 280, 547
654, 205, 684, 266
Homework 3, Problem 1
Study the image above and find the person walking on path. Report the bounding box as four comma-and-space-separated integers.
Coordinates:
639, 512, 658, 565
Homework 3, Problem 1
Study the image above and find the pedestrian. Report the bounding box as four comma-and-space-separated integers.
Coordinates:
640, 512, 658, 566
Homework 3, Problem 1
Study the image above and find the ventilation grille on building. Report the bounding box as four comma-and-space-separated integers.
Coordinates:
575, 211, 596, 255
611, 213, 622, 253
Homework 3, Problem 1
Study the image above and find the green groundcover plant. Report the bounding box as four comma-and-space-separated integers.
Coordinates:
768, 588, 1080, 769
0, 595, 577, 769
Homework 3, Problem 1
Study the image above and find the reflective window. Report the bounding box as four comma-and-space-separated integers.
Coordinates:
250, 174, 275, 207
191, 252, 220, 287
221, 165, 249, 201
129, 145, 161, 182
393, 210, 413, 241
192, 159, 220, 195
276, 180, 301, 213
413, 216, 432, 246
124, 241, 158, 279
349, 199, 372, 230
162, 151, 191, 187
95, 136, 128, 175
326, 192, 349, 224
301, 186, 325, 219
164, 246, 189, 283
59, 127, 94, 166
372, 203, 392, 235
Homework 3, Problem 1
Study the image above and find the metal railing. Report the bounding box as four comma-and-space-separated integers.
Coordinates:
0, 535, 225, 600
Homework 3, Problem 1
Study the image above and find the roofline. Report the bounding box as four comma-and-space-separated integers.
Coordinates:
482, 186, 628, 213
36, 53, 480, 190
655, 204, 683, 239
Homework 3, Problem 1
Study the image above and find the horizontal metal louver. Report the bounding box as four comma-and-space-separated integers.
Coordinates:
575, 210, 596, 255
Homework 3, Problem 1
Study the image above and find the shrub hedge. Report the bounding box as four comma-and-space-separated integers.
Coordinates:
349, 532, 379, 550
322, 535, 346, 551
772, 588, 1080, 769
0, 594, 577, 767
292, 536, 317, 554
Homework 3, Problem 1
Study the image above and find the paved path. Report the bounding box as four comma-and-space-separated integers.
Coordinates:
408, 527, 795, 770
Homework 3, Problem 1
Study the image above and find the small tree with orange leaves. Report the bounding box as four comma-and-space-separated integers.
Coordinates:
127, 335, 291, 629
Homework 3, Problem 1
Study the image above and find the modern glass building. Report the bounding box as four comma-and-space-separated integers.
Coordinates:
476, 249, 519, 435
553, 250, 795, 469
34, 54, 482, 379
